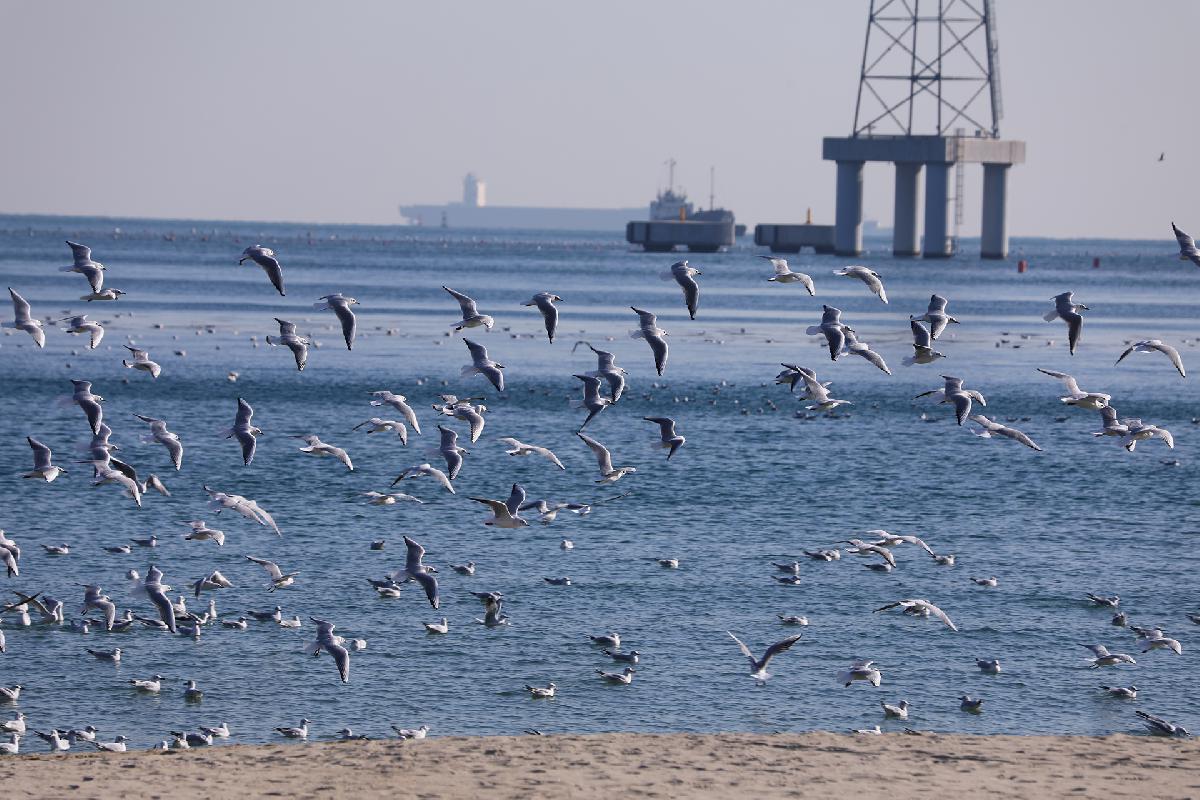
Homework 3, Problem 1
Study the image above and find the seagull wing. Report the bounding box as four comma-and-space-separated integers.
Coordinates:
246, 556, 284, 580
332, 303, 356, 350
577, 432, 613, 474
923, 602, 958, 631
1152, 341, 1187, 377
413, 570, 439, 609
759, 634, 803, 667
235, 398, 254, 426
727, 631, 755, 663
27, 436, 53, 470
66, 240, 93, 265
444, 286, 479, 317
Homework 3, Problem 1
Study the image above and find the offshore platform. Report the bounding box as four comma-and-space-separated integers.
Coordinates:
761, 0, 1024, 259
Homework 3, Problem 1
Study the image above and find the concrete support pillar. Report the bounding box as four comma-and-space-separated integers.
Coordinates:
980, 162, 1010, 259
892, 162, 922, 257
923, 162, 952, 258
834, 160, 864, 256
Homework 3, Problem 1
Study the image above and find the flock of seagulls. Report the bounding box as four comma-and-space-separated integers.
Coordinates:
0, 229, 1196, 755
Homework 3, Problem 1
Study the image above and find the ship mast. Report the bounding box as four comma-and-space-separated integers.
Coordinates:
664, 158, 676, 194
709, 165, 715, 211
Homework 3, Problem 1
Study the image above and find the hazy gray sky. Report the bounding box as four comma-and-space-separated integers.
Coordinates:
2, 1, 1195, 238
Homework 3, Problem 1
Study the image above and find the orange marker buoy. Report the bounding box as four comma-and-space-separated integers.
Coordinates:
1017, 259, 1027, 273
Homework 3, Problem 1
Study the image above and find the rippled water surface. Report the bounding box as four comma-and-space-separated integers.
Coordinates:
0, 215, 1196, 748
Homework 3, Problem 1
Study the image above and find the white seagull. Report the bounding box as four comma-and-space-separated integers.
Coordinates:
60, 241, 105, 292
498, 437, 565, 469
369, 391, 422, 435
1170, 221, 1200, 268
5, 288, 45, 347
444, 285, 494, 331
462, 338, 505, 393
134, 414, 183, 470
122, 345, 161, 378
578, 432, 636, 483
662, 260, 701, 319
266, 318, 309, 371
24, 436, 66, 482
629, 307, 669, 375
833, 266, 888, 303
522, 292, 562, 342
1115, 339, 1186, 377
224, 398, 261, 465
314, 293, 358, 350
968, 415, 1043, 451
1043, 292, 1087, 355
239, 245, 286, 296
761, 256, 815, 295
874, 599, 958, 631
727, 631, 803, 683
294, 434, 354, 471
61, 315, 104, 349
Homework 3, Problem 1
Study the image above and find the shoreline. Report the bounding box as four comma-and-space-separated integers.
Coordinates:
0, 731, 1195, 799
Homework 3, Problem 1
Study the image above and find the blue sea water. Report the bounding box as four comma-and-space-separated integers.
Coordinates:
0, 214, 1196, 749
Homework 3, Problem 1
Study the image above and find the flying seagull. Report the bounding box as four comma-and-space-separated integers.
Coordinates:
874, 599, 958, 631
122, 346, 161, 379
727, 631, 803, 683
306, 618, 351, 683
314, 294, 358, 350
1043, 292, 1087, 355
61, 315, 104, 349
238, 245, 286, 296
5, 289, 45, 347
577, 432, 636, 483
644, 416, 685, 459
833, 266, 888, 303
462, 338, 505, 393
389, 536, 439, 609
224, 398, 261, 465
805, 305, 852, 361
24, 437, 66, 482
574, 341, 628, 403
444, 286, 494, 331
1115, 339, 1186, 377
902, 319, 946, 366
630, 307, 669, 375
968, 415, 1042, 451
521, 292, 562, 342
761, 256, 815, 295
266, 318, 309, 371
60, 241, 105, 293
662, 260, 701, 319
498, 437, 565, 469
1171, 222, 1200, 268
573, 374, 612, 431
911, 294, 958, 339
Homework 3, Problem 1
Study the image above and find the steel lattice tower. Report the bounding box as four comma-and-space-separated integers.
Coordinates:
851, 0, 1002, 138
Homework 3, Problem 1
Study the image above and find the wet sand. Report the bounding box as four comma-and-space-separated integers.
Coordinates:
0, 731, 1196, 799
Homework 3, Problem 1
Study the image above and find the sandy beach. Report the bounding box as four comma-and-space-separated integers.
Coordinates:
0, 732, 1195, 799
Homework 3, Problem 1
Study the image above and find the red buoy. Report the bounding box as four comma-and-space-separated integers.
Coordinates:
1017, 259, 1028, 273
1093, 257, 1101, 268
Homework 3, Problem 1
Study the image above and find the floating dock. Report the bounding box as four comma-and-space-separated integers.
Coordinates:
753, 224, 836, 254
625, 220, 735, 253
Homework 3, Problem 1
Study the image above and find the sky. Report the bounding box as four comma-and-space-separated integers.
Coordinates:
1, 1, 1194, 239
